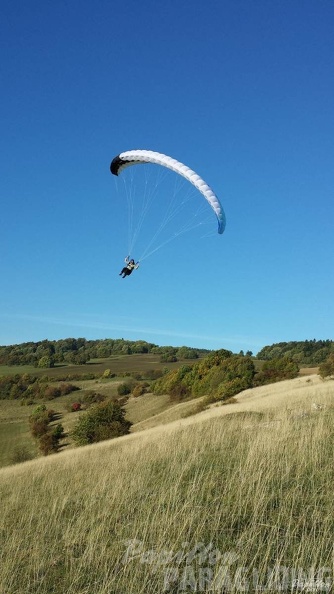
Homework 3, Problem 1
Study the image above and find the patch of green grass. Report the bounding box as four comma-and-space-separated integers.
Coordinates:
0, 353, 200, 380
0, 421, 37, 467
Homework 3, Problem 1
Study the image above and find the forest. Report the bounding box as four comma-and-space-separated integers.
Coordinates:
256, 339, 333, 364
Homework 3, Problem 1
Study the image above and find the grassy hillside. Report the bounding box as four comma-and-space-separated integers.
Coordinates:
0, 360, 320, 468
0, 352, 199, 379
0, 376, 333, 593
0, 353, 205, 467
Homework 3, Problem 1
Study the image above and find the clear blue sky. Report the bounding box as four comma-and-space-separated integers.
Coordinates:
1, 0, 333, 354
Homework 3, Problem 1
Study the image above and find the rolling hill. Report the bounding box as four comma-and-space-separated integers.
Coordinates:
0, 373, 333, 593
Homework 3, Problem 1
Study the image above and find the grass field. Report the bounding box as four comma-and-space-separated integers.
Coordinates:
0, 381, 200, 467
0, 354, 202, 467
0, 359, 320, 468
0, 353, 202, 379
0, 375, 333, 593
0, 421, 37, 465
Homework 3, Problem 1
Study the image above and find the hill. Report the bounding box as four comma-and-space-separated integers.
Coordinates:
0, 338, 208, 368
0, 352, 203, 468
0, 374, 333, 593
0, 344, 321, 467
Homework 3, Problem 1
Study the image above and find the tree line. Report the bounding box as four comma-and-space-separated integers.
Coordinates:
0, 338, 205, 367
0, 337, 332, 369
152, 349, 300, 404
257, 339, 334, 365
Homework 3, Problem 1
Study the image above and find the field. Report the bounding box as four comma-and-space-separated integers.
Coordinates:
0, 353, 197, 379
0, 370, 333, 593
0, 354, 204, 467
0, 358, 319, 468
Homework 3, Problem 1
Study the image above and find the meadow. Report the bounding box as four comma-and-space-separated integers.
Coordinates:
0, 373, 333, 593
0, 354, 202, 467
0, 352, 189, 379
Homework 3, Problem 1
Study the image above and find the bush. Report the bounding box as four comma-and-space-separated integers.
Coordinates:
102, 369, 115, 379
71, 402, 81, 412
20, 398, 35, 406
160, 354, 177, 363
31, 404, 47, 416
29, 406, 57, 444
169, 382, 191, 402
30, 417, 49, 438
319, 354, 334, 378
215, 377, 250, 401
79, 391, 106, 407
254, 357, 299, 386
59, 383, 79, 395
10, 446, 34, 464
52, 423, 65, 440
72, 400, 132, 446
43, 386, 61, 400
38, 432, 59, 455
130, 372, 142, 380
145, 369, 163, 380
117, 382, 132, 396
132, 384, 147, 398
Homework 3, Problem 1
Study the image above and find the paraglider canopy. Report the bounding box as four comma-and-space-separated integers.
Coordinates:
110, 149, 226, 234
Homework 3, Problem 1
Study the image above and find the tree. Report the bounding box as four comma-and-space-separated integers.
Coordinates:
319, 354, 334, 378
176, 347, 199, 360
254, 357, 299, 386
72, 401, 132, 446
37, 355, 55, 368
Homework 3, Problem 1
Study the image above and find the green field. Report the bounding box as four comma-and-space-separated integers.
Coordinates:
0, 421, 37, 465
0, 352, 200, 378
0, 356, 319, 468
0, 354, 205, 467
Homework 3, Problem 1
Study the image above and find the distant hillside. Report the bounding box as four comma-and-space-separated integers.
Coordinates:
1, 336, 333, 369
0, 338, 210, 368
256, 339, 333, 365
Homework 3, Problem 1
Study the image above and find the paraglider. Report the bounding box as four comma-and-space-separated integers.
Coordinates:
110, 149, 226, 235
119, 256, 139, 278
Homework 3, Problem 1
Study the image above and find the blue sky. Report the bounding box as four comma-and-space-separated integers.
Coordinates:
1, 0, 333, 354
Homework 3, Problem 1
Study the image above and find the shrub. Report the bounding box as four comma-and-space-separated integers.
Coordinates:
10, 446, 34, 464
52, 423, 65, 440
37, 356, 55, 368
102, 369, 115, 379
43, 386, 61, 400
215, 377, 250, 401
79, 391, 106, 406
30, 417, 49, 438
319, 354, 334, 378
132, 384, 147, 398
71, 402, 81, 412
29, 406, 56, 439
39, 432, 59, 455
72, 401, 132, 446
59, 383, 79, 395
145, 369, 163, 380
117, 382, 132, 396
20, 398, 35, 406
254, 357, 299, 386
169, 382, 191, 402
160, 354, 177, 363
31, 404, 47, 416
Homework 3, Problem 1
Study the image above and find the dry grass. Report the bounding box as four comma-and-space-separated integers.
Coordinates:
0, 376, 333, 593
